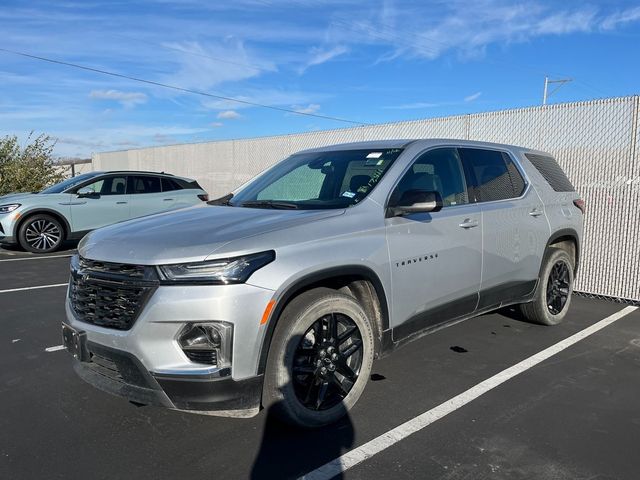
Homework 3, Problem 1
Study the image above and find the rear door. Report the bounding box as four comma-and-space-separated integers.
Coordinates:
68, 175, 130, 231
127, 175, 174, 218
458, 147, 550, 310
385, 147, 482, 338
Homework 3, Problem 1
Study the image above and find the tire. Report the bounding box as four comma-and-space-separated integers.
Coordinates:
263, 287, 375, 428
519, 248, 574, 326
18, 214, 64, 253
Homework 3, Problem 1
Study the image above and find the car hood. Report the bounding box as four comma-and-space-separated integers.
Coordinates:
79, 204, 345, 264
0, 192, 38, 203
0, 192, 67, 203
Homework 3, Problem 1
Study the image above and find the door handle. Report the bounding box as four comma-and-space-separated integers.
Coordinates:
459, 219, 479, 229
529, 208, 544, 217
163, 198, 174, 201
116, 201, 128, 205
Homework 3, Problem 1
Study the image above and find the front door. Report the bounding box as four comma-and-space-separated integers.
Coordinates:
69, 175, 130, 232
385, 147, 482, 339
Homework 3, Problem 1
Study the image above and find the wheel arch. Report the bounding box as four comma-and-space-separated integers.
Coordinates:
256, 265, 390, 376
14, 208, 71, 241
545, 228, 580, 275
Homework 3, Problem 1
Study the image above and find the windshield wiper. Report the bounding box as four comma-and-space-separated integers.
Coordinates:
240, 200, 299, 210
207, 193, 234, 206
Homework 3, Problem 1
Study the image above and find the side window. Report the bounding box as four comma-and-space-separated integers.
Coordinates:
460, 148, 524, 202
128, 175, 161, 194
161, 177, 182, 192
391, 148, 469, 208
81, 176, 127, 195
524, 153, 575, 192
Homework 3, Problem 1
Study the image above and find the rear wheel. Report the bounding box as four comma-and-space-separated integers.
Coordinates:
519, 248, 574, 325
263, 288, 374, 428
18, 214, 64, 253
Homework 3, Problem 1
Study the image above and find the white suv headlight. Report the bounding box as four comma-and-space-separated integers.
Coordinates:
0, 203, 21, 213
157, 250, 275, 284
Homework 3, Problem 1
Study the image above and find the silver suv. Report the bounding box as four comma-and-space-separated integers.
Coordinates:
62, 139, 584, 427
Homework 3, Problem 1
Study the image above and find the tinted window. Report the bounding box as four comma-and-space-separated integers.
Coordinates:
128, 175, 161, 194
391, 148, 468, 208
161, 177, 182, 192
460, 148, 523, 202
82, 176, 127, 195
525, 153, 575, 192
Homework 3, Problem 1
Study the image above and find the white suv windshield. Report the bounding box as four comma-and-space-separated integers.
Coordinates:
230, 148, 403, 209
40, 172, 102, 194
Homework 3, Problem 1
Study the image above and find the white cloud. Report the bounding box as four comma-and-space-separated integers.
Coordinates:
298, 45, 349, 73
210, 122, 224, 128
347, 2, 640, 63
89, 90, 148, 108
164, 39, 276, 91
464, 92, 482, 102
217, 110, 242, 120
291, 104, 321, 114
601, 6, 640, 30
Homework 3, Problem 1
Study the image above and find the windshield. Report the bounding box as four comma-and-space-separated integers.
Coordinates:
40, 172, 102, 194
230, 148, 403, 209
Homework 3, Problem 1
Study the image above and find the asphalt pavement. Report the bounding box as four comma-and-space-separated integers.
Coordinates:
1, 247, 639, 480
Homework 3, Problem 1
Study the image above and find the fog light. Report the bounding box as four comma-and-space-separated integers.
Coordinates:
178, 322, 233, 368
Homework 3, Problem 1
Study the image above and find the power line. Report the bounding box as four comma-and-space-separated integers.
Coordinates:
0, 47, 368, 126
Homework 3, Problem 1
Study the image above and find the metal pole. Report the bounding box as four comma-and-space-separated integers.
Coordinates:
543, 76, 549, 105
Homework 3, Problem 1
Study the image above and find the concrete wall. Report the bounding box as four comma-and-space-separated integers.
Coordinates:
94, 96, 640, 301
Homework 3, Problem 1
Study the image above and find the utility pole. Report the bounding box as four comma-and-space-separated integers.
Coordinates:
542, 76, 573, 105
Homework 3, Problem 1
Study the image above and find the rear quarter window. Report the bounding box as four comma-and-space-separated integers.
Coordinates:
524, 153, 575, 192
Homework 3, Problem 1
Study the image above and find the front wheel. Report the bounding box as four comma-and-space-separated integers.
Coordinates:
18, 214, 64, 253
263, 288, 375, 428
519, 248, 574, 325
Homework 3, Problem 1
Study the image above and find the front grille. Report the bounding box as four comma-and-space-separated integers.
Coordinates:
84, 342, 160, 389
184, 349, 218, 365
88, 352, 125, 383
79, 256, 147, 278
69, 256, 158, 331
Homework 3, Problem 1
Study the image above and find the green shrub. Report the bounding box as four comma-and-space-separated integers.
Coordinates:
0, 133, 67, 196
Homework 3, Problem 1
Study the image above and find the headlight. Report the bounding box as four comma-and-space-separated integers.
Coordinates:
0, 204, 21, 213
157, 250, 275, 284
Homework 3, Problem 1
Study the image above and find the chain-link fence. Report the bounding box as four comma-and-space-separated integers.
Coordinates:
94, 96, 640, 302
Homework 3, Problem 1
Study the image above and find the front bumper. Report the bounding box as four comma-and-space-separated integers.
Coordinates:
0, 216, 16, 244
64, 281, 275, 416
69, 339, 263, 415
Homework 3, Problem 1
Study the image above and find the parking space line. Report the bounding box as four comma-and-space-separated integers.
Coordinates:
0, 254, 73, 262
0, 283, 67, 294
45, 345, 65, 352
300, 305, 638, 480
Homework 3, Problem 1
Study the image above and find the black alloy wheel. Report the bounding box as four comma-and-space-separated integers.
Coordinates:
292, 312, 363, 411
547, 260, 571, 315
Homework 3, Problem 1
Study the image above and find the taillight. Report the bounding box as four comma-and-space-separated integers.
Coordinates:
573, 199, 585, 214
197, 194, 209, 202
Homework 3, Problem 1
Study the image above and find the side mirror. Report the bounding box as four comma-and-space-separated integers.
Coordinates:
390, 190, 443, 216
77, 186, 99, 199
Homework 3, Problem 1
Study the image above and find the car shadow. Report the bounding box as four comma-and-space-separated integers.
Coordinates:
250, 333, 356, 479
0, 239, 79, 256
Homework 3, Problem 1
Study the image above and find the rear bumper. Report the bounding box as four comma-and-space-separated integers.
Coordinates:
70, 340, 263, 416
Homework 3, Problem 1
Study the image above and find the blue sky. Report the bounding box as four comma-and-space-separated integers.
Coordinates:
1, 0, 640, 158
